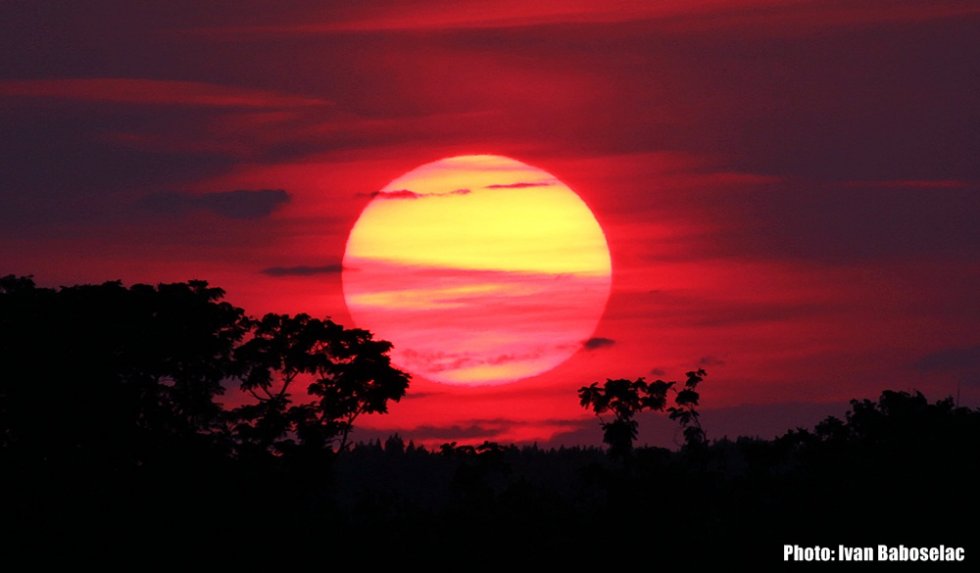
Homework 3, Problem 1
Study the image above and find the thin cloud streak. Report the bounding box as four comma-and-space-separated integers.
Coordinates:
485, 181, 553, 189
183, 0, 978, 37
0, 78, 331, 108
260, 263, 343, 277
139, 189, 291, 219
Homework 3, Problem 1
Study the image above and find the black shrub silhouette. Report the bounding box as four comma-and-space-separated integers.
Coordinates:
578, 369, 706, 456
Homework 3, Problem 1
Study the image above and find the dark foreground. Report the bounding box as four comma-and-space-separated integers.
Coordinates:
2, 277, 977, 565
5, 389, 979, 566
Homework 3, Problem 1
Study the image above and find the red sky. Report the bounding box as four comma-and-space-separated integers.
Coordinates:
2, 1, 979, 447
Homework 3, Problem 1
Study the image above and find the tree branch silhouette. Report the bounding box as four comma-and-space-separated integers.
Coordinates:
579, 369, 708, 456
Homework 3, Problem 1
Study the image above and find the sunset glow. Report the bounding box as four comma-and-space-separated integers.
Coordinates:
3, 1, 977, 446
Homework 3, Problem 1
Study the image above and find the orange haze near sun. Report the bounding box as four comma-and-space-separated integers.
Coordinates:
343, 155, 611, 386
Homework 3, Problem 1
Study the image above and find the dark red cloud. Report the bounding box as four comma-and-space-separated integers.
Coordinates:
260, 263, 344, 277
583, 337, 616, 351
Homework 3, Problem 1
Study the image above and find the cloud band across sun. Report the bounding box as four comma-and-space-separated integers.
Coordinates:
343, 155, 611, 385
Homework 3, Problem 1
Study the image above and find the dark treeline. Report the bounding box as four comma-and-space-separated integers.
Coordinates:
2, 276, 978, 564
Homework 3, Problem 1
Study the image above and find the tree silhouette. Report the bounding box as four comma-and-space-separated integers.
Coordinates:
231, 313, 333, 456
0, 276, 246, 464
667, 368, 707, 448
0, 275, 408, 464
579, 369, 707, 456
230, 312, 410, 456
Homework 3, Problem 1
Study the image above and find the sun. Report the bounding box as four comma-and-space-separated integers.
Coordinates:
342, 155, 611, 386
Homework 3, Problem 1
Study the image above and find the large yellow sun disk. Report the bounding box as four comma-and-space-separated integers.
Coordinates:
342, 155, 612, 385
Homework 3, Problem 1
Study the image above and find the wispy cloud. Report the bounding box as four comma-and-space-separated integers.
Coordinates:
485, 181, 553, 189
698, 355, 726, 367
260, 263, 343, 277
185, 0, 975, 37
406, 417, 587, 441
372, 188, 471, 200
845, 179, 973, 190
405, 424, 505, 440
0, 79, 330, 108
915, 346, 980, 372
371, 189, 420, 199
139, 189, 290, 219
